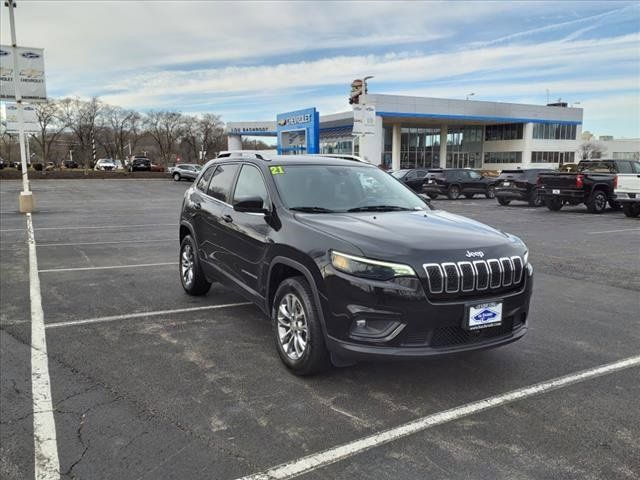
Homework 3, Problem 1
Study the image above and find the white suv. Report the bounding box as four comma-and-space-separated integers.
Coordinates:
614, 160, 640, 217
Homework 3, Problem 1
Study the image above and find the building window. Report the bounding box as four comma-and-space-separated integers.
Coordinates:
531, 151, 575, 164
483, 151, 523, 164
484, 123, 524, 141
612, 152, 640, 161
532, 123, 577, 140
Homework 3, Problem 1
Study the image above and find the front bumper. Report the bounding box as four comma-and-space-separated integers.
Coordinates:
614, 193, 640, 204
321, 265, 533, 360
538, 188, 584, 200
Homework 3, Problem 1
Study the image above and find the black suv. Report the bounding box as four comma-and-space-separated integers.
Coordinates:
179, 154, 533, 375
390, 168, 431, 191
495, 169, 553, 207
129, 157, 151, 171
423, 169, 497, 200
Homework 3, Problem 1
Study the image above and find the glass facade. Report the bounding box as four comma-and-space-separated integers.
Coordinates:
531, 151, 575, 164
485, 123, 524, 141
612, 152, 640, 161
320, 137, 353, 155
484, 152, 523, 164
532, 123, 577, 140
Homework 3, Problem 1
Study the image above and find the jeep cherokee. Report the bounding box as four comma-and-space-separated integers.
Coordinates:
178, 154, 533, 375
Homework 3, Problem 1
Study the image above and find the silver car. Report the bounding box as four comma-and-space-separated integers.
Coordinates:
170, 164, 202, 181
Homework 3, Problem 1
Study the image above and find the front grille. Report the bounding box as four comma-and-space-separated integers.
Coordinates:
423, 256, 524, 299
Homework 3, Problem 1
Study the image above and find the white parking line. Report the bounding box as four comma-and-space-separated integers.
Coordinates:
587, 227, 640, 235
0, 223, 175, 232
45, 302, 253, 329
236, 355, 640, 480
37, 238, 174, 247
26, 213, 61, 480
38, 262, 176, 273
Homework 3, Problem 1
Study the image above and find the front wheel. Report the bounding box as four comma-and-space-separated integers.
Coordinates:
623, 203, 640, 217
173, 172, 181, 182
272, 277, 330, 376
447, 185, 461, 200
546, 197, 563, 211
179, 235, 211, 295
485, 186, 496, 199
586, 190, 607, 214
497, 197, 511, 206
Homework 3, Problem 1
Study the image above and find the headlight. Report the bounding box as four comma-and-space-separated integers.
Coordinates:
331, 251, 416, 281
524, 250, 529, 265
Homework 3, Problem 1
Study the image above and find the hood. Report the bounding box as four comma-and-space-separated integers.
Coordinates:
296, 209, 523, 264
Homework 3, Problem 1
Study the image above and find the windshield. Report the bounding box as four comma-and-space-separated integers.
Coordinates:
272, 164, 427, 213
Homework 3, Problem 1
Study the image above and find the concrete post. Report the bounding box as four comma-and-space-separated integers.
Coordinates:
439, 125, 448, 168
227, 134, 243, 151
522, 122, 534, 166
391, 123, 401, 170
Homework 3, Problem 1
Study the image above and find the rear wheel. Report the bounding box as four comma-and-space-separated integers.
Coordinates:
623, 203, 640, 217
497, 197, 511, 206
173, 172, 181, 181
586, 190, 607, 214
545, 197, 563, 211
485, 186, 496, 199
179, 235, 211, 295
528, 188, 544, 207
272, 277, 330, 375
447, 185, 461, 200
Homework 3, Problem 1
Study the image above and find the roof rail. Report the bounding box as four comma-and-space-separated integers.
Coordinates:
311, 154, 366, 163
217, 150, 267, 160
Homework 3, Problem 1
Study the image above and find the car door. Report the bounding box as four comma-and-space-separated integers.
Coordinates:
198, 163, 240, 278
466, 170, 484, 193
224, 164, 272, 296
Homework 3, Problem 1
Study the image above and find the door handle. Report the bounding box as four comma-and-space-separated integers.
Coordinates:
222, 214, 233, 223
193, 202, 201, 210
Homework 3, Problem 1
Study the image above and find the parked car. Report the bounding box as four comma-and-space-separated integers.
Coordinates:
171, 163, 201, 181
94, 158, 117, 171
0, 157, 5, 169
63, 159, 79, 169
538, 159, 633, 213
178, 154, 533, 375
614, 162, 640, 217
150, 163, 165, 172
129, 157, 151, 172
495, 169, 554, 207
423, 168, 497, 199
390, 168, 431, 191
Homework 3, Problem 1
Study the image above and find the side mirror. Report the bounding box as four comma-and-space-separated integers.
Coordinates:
233, 196, 268, 214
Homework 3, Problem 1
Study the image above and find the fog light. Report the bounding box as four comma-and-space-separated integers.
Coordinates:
349, 318, 402, 341
356, 319, 367, 328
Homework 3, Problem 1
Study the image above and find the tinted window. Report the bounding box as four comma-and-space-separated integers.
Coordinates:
468, 170, 482, 179
233, 165, 269, 205
208, 164, 239, 202
632, 161, 640, 173
196, 165, 215, 192
181, 165, 195, 171
616, 161, 633, 174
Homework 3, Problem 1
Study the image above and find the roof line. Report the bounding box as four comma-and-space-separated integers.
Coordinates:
377, 111, 582, 125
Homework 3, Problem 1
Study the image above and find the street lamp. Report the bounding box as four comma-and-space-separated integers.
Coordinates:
466, 93, 475, 100
363, 76, 374, 95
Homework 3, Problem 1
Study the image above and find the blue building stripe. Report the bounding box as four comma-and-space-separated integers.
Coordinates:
377, 111, 582, 125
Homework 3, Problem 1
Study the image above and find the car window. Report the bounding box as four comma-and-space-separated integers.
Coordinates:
616, 161, 633, 174
416, 170, 427, 178
196, 165, 216, 192
182, 165, 195, 171
632, 161, 640, 173
207, 164, 239, 203
405, 170, 417, 179
233, 165, 269, 205
468, 170, 482, 179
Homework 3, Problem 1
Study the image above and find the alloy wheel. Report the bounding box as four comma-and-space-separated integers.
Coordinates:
181, 243, 194, 287
277, 293, 308, 360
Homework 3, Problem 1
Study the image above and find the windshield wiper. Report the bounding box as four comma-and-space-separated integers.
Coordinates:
289, 206, 336, 213
347, 205, 414, 212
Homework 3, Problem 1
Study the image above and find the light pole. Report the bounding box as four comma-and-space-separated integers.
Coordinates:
363, 76, 374, 96
466, 93, 475, 100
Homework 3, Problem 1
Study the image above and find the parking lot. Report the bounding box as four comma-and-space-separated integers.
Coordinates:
1, 178, 639, 480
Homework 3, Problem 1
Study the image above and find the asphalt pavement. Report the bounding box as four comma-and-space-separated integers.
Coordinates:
1, 179, 638, 480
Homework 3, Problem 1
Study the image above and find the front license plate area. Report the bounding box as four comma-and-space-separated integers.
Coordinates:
466, 302, 503, 330
552, 189, 560, 195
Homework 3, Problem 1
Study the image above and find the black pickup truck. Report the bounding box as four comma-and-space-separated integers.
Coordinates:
537, 159, 633, 213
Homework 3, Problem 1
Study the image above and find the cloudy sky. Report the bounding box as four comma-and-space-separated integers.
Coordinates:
1, 1, 639, 137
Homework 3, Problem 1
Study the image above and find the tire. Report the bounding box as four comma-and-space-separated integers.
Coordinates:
485, 186, 496, 199
173, 172, 181, 182
179, 235, 211, 295
497, 197, 511, 206
447, 185, 461, 200
464, 193, 474, 199
608, 200, 622, 211
545, 197, 563, 211
623, 203, 640, 218
528, 188, 544, 207
586, 190, 607, 214
427, 193, 438, 200
272, 276, 331, 376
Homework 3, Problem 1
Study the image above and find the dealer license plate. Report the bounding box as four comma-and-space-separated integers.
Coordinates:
467, 302, 503, 330
552, 189, 560, 195
428, 179, 434, 183
503, 181, 510, 186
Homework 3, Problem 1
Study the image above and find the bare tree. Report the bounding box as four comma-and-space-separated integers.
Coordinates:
144, 111, 183, 167
179, 114, 224, 163
577, 140, 605, 160
30, 100, 67, 165
58, 97, 102, 172
95, 106, 142, 161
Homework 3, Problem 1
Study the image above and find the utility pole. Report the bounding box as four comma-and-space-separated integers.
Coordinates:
6, 0, 33, 211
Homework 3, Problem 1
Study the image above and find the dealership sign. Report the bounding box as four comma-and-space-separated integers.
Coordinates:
352, 105, 376, 136
0, 45, 47, 102
1, 103, 39, 133
276, 107, 319, 155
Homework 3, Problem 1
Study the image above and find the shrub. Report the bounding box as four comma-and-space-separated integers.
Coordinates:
32, 163, 44, 171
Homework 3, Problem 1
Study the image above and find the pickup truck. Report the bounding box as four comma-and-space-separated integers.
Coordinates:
538, 159, 638, 213
615, 166, 640, 217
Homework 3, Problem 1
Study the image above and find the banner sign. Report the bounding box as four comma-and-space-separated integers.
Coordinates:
1, 103, 39, 133
0, 45, 47, 102
352, 105, 376, 136
276, 107, 319, 155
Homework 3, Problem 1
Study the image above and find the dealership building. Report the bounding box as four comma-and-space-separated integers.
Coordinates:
226, 94, 584, 170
